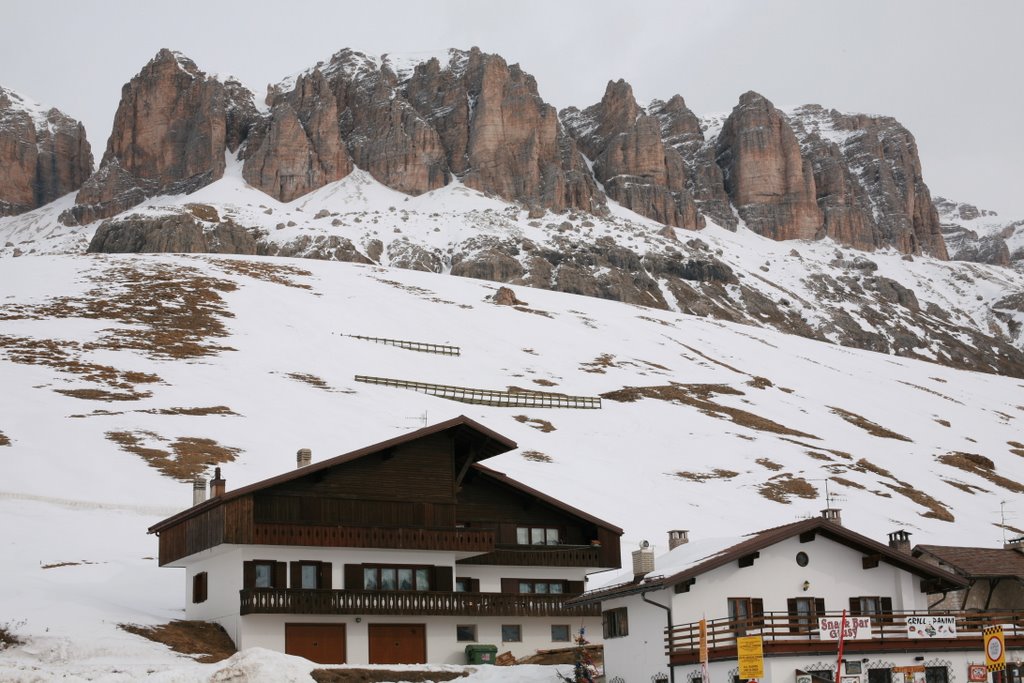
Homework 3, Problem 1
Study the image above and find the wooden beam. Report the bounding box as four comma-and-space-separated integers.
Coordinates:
799, 531, 816, 543
862, 554, 880, 569
674, 578, 696, 594
738, 552, 760, 568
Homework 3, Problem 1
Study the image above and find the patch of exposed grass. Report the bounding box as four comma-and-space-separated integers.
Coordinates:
580, 353, 617, 374
746, 376, 774, 389
0, 623, 24, 649
514, 305, 554, 318
532, 378, 558, 387
852, 458, 895, 479
897, 380, 964, 405
120, 620, 236, 663
0, 430, 9, 446
522, 450, 553, 463
41, 560, 97, 569
830, 476, 865, 490
106, 431, 241, 481
1009, 441, 1024, 457
674, 469, 739, 482
805, 450, 834, 461
142, 406, 238, 416
284, 372, 353, 394
938, 452, 1024, 493
829, 407, 912, 441
942, 479, 988, 494
55, 388, 152, 401
208, 258, 312, 289
779, 438, 853, 460
934, 418, 951, 427
602, 384, 818, 439
758, 474, 818, 503
755, 458, 784, 471
513, 415, 556, 433
881, 482, 955, 522
672, 340, 744, 374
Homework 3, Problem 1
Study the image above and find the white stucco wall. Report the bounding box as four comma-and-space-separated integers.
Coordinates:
174, 543, 602, 663
601, 589, 676, 683
669, 535, 928, 624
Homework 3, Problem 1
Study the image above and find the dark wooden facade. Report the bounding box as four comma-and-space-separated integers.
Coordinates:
150, 417, 622, 570
666, 609, 1024, 665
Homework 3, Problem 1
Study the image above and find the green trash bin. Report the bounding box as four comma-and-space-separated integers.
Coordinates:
465, 643, 498, 664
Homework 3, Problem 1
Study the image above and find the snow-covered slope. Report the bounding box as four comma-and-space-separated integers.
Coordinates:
1, 251, 1021, 678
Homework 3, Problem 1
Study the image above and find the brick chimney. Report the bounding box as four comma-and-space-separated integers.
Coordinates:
632, 541, 655, 577
192, 477, 207, 506
296, 448, 312, 468
821, 508, 842, 526
888, 529, 912, 553
668, 529, 689, 550
210, 467, 226, 498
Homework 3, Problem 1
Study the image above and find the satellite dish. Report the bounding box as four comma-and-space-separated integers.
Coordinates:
641, 540, 650, 548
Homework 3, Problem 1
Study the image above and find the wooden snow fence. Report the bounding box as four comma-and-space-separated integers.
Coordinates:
354, 375, 602, 409
346, 334, 460, 356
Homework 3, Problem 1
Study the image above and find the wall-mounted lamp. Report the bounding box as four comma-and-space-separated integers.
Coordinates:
802, 580, 810, 592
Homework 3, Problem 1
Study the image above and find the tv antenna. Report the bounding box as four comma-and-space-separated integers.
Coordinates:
809, 478, 845, 507
406, 411, 428, 428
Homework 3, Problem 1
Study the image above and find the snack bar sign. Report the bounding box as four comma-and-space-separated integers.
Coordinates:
906, 616, 957, 639
818, 616, 872, 640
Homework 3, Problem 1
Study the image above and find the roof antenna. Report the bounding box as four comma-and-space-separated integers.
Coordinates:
406, 411, 428, 428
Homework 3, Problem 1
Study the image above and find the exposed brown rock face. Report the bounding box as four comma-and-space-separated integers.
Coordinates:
935, 196, 1018, 267
87, 213, 258, 254
649, 95, 736, 229
789, 105, 948, 258
72, 49, 258, 223
0, 87, 93, 216
561, 80, 701, 229
715, 92, 822, 241
404, 48, 603, 214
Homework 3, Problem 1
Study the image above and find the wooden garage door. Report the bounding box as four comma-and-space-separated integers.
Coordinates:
368, 623, 426, 664
285, 623, 346, 664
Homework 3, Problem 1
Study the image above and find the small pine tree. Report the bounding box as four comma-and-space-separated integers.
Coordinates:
556, 627, 596, 683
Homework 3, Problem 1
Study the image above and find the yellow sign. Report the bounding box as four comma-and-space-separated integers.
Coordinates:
737, 635, 764, 679
984, 625, 1005, 672
700, 618, 709, 665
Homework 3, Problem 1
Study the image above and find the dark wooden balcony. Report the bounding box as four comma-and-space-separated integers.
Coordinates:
251, 523, 495, 553
667, 609, 1024, 665
457, 544, 606, 568
239, 588, 600, 617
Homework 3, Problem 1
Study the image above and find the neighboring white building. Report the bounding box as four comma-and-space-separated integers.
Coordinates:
574, 512, 1024, 683
148, 416, 623, 665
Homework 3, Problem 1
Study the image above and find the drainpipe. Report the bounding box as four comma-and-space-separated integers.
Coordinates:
642, 590, 676, 683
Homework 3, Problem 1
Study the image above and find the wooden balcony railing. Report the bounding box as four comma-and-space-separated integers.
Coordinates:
239, 588, 600, 617
667, 609, 1024, 664
251, 523, 495, 552
458, 545, 605, 568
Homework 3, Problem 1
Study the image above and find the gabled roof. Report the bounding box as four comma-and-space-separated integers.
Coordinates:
913, 544, 1024, 580
471, 463, 623, 534
574, 517, 968, 604
148, 415, 516, 534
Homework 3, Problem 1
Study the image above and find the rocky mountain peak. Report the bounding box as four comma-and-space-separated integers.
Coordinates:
0, 86, 93, 216
715, 91, 822, 240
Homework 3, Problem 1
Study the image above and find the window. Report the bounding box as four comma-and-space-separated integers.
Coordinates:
518, 580, 566, 594
551, 624, 571, 642
925, 667, 949, 683
602, 607, 629, 638
456, 624, 477, 642
727, 597, 764, 635
867, 668, 892, 683
244, 560, 285, 590
455, 577, 479, 592
362, 566, 430, 591
516, 526, 560, 545
796, 551, 809, 567
850, 596, 892, 618
787, 597, 824, 633
290, 561, 332, 590
192, 572, 208, 604
501, 624, 522, 642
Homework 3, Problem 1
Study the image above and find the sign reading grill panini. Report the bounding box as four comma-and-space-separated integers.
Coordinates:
906, 615, 957, 639
818, 616, 872, 640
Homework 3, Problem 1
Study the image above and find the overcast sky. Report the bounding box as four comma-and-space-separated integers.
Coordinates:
2, 0, 1021, 217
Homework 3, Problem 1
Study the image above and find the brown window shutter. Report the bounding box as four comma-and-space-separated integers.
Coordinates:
786, 598, 798, 634
243, 561, 255, 590
849, 597, 860, 615
567, 581, 584, 594
751, 598, 764, 627
602, 610, 610, 639
880, 596, 893, 623
344, 564, 363, 590
274, 561, 287, 589
501, 578, 519, 594
470, 578, 480, 592
434, 566, 453, 592
320, 562, 333, 590
193, 572, 208, 603
814, 598, 825, 616
290, 562, 301, 589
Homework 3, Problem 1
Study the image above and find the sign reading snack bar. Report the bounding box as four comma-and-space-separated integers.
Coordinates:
818, 616, 872, 640
906, 615, 957, 639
